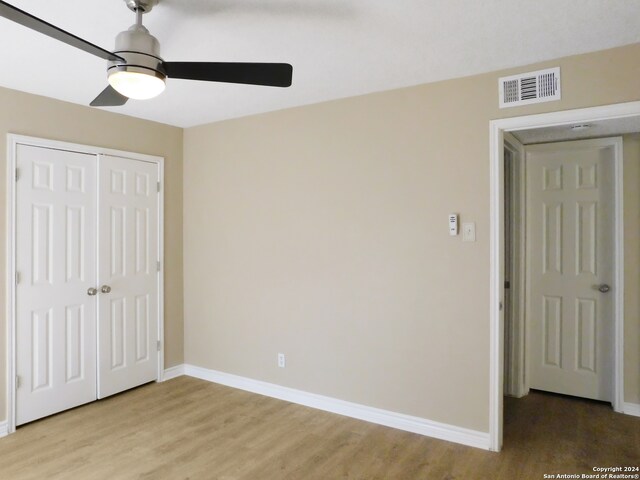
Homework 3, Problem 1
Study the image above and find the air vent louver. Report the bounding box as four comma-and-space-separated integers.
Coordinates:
499, 67, 560, 108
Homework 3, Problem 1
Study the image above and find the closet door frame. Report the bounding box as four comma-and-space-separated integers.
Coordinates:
5, 134, 165, 435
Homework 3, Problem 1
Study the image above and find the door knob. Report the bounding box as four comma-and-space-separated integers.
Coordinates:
101, 285, 112, 294
597, 284, 611, 293
87, 287, 98, 296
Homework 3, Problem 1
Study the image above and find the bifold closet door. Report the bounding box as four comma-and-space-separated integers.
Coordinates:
15, 144, 98, 426
97, 155, 159, 399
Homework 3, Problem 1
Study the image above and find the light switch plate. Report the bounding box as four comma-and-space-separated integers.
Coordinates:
462, 222, 476, 242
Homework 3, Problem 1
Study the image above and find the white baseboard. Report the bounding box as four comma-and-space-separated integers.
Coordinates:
162, 364, 186, 381
0, 421, 8, 439
182, 364, 490, 450
622, 402, 640, 417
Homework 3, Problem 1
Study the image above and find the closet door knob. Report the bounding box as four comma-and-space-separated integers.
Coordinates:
87, 287, 98, 296
101, 285, 112, 294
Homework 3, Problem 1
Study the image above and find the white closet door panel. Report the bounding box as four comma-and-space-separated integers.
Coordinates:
97, 155, 159, 398
15, 144, 97, 425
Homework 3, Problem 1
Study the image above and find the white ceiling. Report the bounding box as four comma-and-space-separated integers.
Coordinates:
1, 0, 639, 128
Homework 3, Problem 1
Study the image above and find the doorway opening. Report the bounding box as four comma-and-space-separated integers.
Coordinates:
504, 135, 622, 403
489, 101, 640, 451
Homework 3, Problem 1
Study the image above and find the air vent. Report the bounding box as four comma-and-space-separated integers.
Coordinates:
498, 67, 560, 108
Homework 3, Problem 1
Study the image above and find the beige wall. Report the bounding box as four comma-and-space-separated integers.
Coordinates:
4, 43, 636, 433
184, 43, 640, 433
623, 133, 640, 404
0, 87, 184, 423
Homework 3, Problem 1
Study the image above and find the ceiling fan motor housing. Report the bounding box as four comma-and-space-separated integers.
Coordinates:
108, 24, 166, 80
123, 0, 159, 13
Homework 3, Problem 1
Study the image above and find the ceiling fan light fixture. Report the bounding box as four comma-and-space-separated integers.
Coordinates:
107, 23, 165, 100
108, 68, 166, 100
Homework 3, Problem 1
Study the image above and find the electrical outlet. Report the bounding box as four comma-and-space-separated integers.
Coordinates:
277, 353, 286, 368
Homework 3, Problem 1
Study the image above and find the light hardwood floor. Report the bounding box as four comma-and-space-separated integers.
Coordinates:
0, 376, 637, 479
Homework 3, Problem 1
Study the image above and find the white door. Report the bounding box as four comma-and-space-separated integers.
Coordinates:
97, 155, 159, 398
525, 138, 616, 401
15, 144, 98, 425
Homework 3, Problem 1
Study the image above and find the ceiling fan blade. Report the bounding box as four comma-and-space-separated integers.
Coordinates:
90, 85, 129, 107
163, 62, 293, 87
0, 1, 123, 62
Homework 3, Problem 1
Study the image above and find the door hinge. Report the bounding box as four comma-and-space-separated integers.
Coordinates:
15, 271, 20, 284
16, 375, 21, 389
157, 261, 161, 272
157, 182, 160, 193
15, 168, 19, 181
157, 340, 161, 351
504, 280, 510, 289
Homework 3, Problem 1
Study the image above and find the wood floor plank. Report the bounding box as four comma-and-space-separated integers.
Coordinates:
0, 377, 637, 479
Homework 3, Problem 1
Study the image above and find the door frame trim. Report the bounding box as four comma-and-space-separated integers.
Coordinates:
5, 134, 165, 435
489, 101, 638, 452
503, 133, 527, 399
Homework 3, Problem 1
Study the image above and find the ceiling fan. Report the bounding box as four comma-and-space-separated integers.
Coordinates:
0, 0, 293, 106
